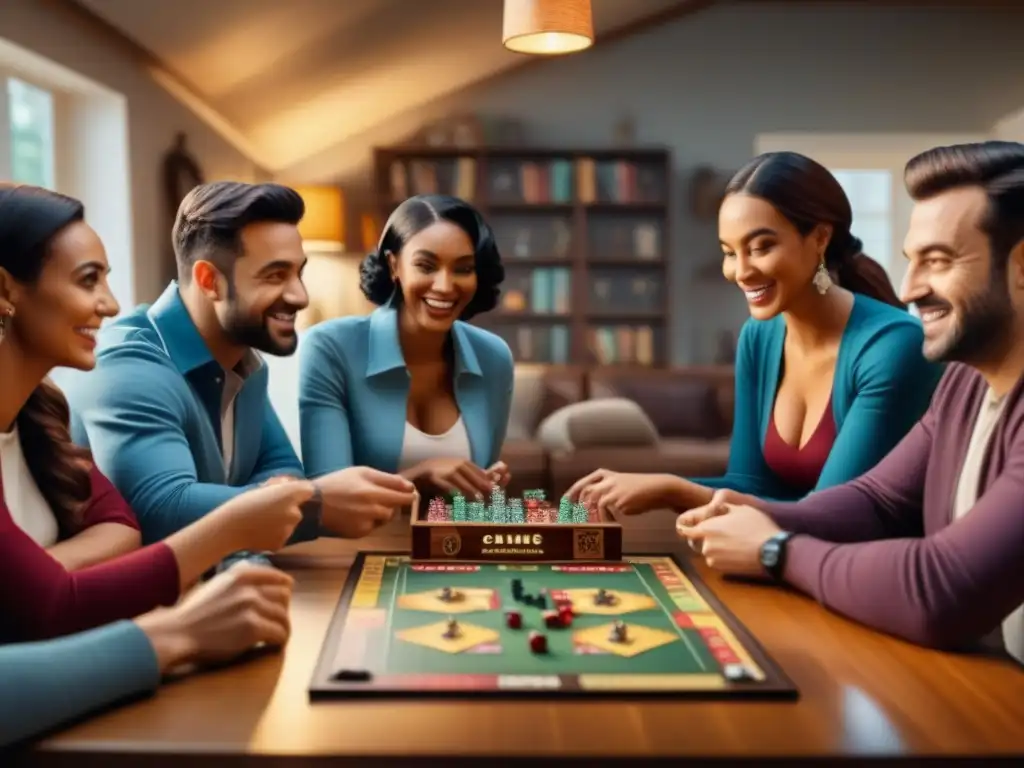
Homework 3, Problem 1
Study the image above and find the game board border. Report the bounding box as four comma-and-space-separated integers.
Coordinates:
308, 551, 799, 701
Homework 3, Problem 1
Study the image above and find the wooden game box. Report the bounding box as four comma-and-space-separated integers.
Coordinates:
408, 492, 623, 563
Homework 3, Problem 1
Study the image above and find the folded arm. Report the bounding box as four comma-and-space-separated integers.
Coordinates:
0, 621, 160, 747
766, 398, 1024, 648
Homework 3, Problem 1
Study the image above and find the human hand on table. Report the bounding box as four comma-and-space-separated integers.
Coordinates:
315, 466, 417, 538
565, 469, 682, 518
676, 498, 781, 577
134, 561, 295, 673
675, 488, 763, 548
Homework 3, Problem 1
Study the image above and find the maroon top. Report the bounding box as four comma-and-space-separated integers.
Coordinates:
763, 398, 838, 491
762, 363, 1024, 650
1, 465, 181, 642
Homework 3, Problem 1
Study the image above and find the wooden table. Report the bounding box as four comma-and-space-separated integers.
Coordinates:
17, 528, 1024, 766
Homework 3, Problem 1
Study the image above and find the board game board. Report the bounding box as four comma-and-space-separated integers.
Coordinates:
309, 552, 798, 699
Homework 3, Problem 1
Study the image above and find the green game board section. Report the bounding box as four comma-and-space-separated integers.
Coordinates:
364, 559, 719, 677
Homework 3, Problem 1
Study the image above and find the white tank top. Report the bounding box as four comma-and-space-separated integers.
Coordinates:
0, 425, 60, 546
397, 417, 472, 471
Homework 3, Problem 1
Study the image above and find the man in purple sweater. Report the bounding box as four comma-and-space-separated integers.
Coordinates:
678, 141, 1024, 664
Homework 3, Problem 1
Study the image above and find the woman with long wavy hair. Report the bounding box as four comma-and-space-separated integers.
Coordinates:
0, 183, 310, 644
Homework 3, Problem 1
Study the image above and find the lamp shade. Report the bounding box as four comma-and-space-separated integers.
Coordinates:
294, 185, 345, 251
503, 0, 593, 55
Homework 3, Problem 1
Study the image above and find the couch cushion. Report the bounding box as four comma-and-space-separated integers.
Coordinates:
537, 398, 659, 453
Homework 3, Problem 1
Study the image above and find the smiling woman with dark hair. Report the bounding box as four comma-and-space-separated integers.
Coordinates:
299, 194, 514, 500
569, 152, 945, 517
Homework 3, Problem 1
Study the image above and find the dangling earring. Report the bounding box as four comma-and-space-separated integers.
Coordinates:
0, 307, 12, 345
812, 259, 833, 295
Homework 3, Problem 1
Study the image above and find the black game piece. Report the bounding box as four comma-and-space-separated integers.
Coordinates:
511, 577, 523, 592
536, 594, 548, 610
332, 669, 372, 682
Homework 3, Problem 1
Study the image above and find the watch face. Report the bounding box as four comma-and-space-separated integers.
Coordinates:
762, 545, 779, 567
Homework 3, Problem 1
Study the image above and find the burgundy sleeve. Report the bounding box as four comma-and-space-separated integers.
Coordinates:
1, 504, 180, 641
75, 466, 140, 531
775, 424, 1024, 650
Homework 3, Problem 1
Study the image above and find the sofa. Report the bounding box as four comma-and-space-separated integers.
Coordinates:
499, 364, 735, 498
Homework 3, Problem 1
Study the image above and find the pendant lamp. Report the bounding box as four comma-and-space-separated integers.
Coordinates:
502, 0, 594, 56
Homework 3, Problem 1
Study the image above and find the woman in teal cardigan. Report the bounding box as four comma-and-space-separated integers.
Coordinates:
299, 194, 514, 501
568, 152, 944, 515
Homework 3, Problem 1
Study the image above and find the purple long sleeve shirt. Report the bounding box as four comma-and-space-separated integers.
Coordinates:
763, 363, 1024, 651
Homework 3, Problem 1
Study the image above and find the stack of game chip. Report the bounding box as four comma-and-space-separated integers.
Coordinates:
467, 500, 486, 522
451, 492, 467, 521
490, 485, 507, 523
557, 496, 573, 524
508, 497, 525, 523
426, 497, 448, 522
571, 502, 589, 524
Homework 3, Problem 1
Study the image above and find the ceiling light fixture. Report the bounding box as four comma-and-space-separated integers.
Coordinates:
502, 0, 594, 56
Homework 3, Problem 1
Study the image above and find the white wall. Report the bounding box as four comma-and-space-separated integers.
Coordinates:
994, 108, 1024, 142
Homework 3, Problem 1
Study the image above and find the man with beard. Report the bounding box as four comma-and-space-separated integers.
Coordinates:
67, 181, 417, 544
677, 141, 1024, 663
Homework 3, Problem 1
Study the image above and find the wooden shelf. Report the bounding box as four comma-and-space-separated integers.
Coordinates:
373, 145, 673, 367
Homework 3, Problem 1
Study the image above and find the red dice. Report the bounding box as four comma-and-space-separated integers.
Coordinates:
505, 610, 522, 629
529, 631, 547, 653
543, 610, 562, 629
558, 606, 573, 627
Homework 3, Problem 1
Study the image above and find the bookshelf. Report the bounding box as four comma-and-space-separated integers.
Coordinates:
373, 146, 672, 367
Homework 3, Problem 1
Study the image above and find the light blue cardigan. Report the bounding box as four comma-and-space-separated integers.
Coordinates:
298, 298, 514, 479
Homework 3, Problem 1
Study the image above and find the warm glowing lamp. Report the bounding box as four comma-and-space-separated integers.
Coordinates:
502, 0, 594, 55
294, 185, 345, 252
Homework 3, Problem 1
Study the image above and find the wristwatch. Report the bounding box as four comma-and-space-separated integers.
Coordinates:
759, 531, 794, 580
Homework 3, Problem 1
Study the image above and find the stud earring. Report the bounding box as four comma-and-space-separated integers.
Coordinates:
813, 260, 832, 295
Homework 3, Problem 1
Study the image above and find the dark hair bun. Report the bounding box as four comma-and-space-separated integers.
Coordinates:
359, 250, 394, 305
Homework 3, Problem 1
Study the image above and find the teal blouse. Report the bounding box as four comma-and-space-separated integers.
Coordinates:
692, 295, 944, 500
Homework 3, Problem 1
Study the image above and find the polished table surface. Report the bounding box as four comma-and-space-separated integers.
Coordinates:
19, 524, 1024, 765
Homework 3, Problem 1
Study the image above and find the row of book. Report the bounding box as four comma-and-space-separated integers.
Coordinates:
385, 157, 665, 206
489, 324, 660, 366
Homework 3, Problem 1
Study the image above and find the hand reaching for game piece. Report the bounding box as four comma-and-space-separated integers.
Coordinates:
134, 561, 294, 673
486, 461, 512, 489
565, 469, 683, 518
315, 466, 418, 538
407, 457, 496, 500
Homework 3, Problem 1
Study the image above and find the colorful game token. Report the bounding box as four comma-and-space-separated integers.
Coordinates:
505, 610, 522, 629
528, 631, 547, 653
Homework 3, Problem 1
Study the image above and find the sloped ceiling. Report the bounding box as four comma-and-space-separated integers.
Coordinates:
74, 0, 709, 174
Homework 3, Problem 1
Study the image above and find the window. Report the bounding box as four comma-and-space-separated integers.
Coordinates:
7, 76, 55, 189
831, 169, 894, 269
